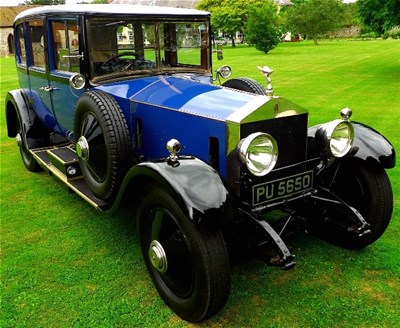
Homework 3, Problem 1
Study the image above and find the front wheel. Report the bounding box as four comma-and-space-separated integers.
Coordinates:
137, 185, 231, 322
315, 160, 393, 249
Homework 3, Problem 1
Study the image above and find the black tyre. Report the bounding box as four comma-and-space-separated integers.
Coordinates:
16, 115, 40, 172
222, 77, 266, 95
74, 91, 132, 201
137, 185, 231, 322
317, 160, 393, 249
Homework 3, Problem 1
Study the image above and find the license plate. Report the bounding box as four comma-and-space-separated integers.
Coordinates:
252, 171, 313, 206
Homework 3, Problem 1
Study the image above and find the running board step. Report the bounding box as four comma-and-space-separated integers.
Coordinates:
30, 145, 110, 210
47, 147, 82, 179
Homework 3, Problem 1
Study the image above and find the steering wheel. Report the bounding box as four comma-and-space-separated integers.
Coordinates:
101, 52, 139, 69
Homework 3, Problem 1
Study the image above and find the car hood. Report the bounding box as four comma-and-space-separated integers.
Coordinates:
96, 75, 306, 122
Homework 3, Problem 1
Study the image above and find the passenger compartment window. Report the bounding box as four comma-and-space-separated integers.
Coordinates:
28, 20, 45, 68
15, 23, 26, 66
50, 19, 80, 72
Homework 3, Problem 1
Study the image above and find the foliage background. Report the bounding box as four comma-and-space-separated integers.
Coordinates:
1, 39, 399, 327
245, 2, 281, 53
285, 0, 346, 45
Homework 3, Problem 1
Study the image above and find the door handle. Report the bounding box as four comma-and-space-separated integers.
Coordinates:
40, 86, 60, 92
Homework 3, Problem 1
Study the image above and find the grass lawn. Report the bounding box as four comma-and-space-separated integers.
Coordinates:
1, 39, 399, 328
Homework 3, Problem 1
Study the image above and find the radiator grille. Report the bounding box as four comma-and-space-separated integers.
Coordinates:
240, 113, 308, 169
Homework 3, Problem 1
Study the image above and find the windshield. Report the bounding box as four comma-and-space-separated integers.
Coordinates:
87, 17, 211, 81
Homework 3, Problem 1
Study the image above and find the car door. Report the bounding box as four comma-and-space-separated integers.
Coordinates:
25, 18, 62, 134
47, 17, 84, 137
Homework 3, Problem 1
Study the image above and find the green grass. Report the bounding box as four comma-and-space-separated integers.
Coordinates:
1, 39, 399, 328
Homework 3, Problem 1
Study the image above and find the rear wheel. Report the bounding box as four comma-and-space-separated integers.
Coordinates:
16, 115, 40, 172
316, 160, 393, 249
137, 185, 231, 322
74, 91, 132, 201
222, 77, 266, 95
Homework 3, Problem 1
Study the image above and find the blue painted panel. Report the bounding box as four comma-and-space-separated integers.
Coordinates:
27, 69, 63, 134
136, 102, 228, 179
49, 71, 84, 136
97, 76, 256, 121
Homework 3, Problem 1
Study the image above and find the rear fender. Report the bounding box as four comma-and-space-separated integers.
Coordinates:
112, 157, 232, 227
5, 89, 31, 138
5, 89, 50, 149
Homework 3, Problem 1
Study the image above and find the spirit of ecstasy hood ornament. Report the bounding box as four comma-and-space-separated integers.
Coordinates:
257, 65, 274, 97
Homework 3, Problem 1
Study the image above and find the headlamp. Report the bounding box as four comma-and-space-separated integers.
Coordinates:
316, 120, 354, 157
238, 132, 278, 176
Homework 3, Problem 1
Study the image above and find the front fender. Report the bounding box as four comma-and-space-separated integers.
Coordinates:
350, 122, 395, 169
110, 157, 232, 226
307, 122, 395, 169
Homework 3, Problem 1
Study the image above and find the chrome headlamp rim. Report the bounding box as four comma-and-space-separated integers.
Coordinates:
316, 119, 354, 158
238, 132, 278, 177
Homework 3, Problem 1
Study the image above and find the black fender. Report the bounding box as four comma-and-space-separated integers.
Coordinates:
5, 89, 31, 138
5, 89, 50, 149
350, 122, 395, 169
109, 157, 232, 227
307, 122, 395, 169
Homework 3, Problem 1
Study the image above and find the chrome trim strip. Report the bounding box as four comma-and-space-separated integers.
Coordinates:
226, 95, 270, 124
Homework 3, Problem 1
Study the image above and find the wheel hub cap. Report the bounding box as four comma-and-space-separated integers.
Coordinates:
16, 133, 22, 148
76, 136, 89, 161
149, 240, 168, 273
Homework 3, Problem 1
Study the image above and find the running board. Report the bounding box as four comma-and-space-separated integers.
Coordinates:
30, 144, 110, 210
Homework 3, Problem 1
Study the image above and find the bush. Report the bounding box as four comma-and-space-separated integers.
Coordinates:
245, 2, 281, 54
388, 26, 400, 39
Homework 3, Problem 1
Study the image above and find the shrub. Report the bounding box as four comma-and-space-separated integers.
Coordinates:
388, 25, 400, 39
245, 2, 281, 54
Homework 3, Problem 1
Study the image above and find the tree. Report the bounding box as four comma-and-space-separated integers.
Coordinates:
196, 0, 267, 46
78, 0, 108, 3
245, 2, 281, 54
357, 0, 400, 34
286, 0, 345, 45
23, 0, 65, 4
211, 5, 243, 46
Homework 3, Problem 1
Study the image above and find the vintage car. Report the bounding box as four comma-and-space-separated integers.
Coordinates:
5, 4, 395, 323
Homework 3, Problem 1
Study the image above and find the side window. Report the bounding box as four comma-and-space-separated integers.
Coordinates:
160, 22, 209, 68
51, 19, 80, 72
15, 23, 27, 66
28, 20, 45, 68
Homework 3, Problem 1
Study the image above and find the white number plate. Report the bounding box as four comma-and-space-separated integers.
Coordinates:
252, 171, 313, 206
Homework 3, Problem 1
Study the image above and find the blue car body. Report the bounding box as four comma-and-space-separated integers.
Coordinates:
5, 4, 396, 323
